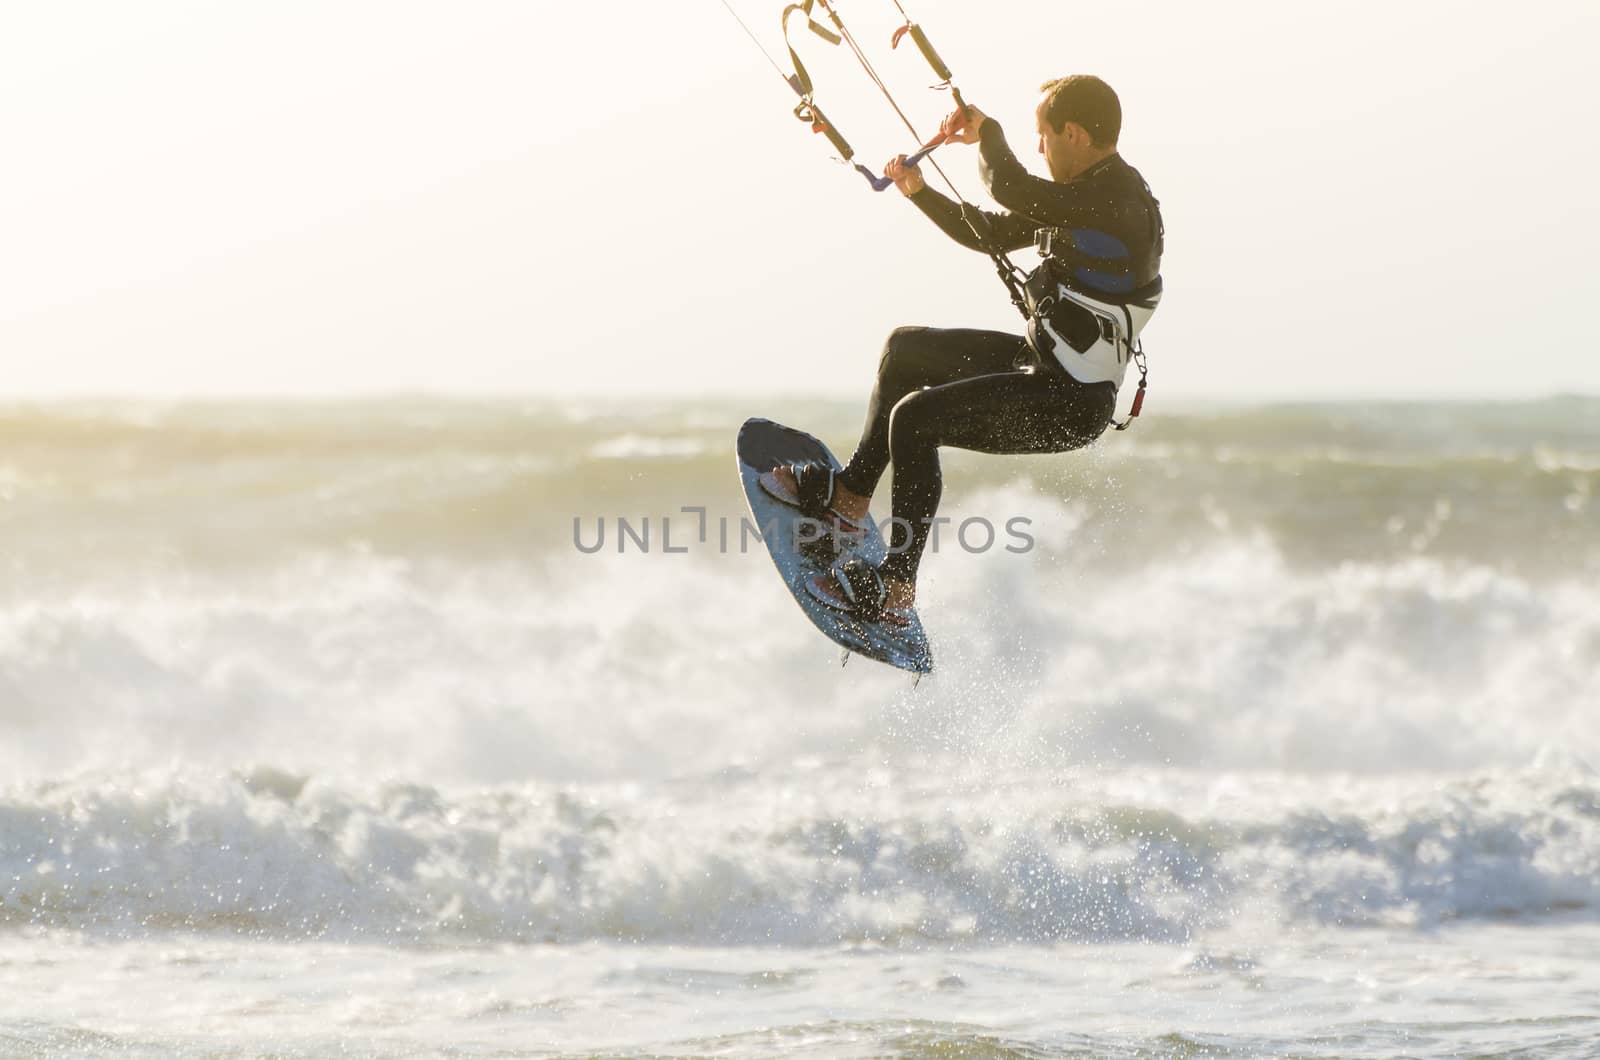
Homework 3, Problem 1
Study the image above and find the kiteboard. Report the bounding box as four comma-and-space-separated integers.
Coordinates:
735, 417, 933, 674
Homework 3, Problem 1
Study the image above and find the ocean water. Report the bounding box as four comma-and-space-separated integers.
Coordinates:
2, 395, 1598, 1057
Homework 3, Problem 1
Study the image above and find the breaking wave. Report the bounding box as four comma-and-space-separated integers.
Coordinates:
4, 763, 1598, 944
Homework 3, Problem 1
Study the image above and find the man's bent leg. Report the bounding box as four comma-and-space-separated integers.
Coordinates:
835, 327, 1028, 500
878, 370, 1116, 587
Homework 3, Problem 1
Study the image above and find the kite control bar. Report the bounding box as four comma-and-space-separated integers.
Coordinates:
860, 86, 970, 192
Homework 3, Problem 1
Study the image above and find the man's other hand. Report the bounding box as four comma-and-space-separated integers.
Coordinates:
940, 103, 986, 144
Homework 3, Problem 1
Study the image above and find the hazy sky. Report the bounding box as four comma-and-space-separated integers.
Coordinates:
3, 0, 1597, 400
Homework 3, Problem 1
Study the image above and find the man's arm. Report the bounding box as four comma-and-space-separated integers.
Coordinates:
906, 184, 1037, 255
977, 120, 1112, 226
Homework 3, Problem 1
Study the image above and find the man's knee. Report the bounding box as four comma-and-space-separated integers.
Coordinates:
887, 392, 939, 460
877, 325, 929, 380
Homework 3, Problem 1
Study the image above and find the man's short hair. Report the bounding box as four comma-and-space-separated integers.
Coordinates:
1038, 75, 1121, 147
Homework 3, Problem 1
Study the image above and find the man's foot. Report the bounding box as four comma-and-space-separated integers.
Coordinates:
883, 577, 916, 612
806, 558, 915, 627
763, 463, 873, 528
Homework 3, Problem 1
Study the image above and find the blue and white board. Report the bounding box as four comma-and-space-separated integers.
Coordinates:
736, 417, 933, 674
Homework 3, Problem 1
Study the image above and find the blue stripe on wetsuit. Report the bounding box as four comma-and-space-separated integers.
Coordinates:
1068, 229, 1136, 293
1069, 228, 1130, 260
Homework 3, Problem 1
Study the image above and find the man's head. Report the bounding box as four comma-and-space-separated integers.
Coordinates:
1035, 75, 1121, 181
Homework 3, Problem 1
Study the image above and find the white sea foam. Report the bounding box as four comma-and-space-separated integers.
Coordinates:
2, 763, 1597, 944
1, 521, 1598, 786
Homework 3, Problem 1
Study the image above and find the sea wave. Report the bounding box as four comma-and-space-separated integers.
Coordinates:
3, 764, 1597, 944
3, 397, 1598, 947
1, 534, 1597, 784
0, 397, 1594, 579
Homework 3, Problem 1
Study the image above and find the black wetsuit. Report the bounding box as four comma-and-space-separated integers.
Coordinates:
836, 119, 1164, 585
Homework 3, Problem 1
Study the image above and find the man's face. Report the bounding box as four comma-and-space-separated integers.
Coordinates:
1035, 96, 1073, 181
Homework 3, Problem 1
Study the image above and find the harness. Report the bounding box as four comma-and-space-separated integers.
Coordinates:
1023, 259, 1160, 424
1021, 168, 1165, 425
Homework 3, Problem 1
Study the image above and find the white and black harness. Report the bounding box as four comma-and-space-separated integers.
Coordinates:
1021, 232, 1162, 427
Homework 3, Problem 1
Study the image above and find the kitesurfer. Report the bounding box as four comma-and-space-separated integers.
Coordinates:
762, 75, 1164, 624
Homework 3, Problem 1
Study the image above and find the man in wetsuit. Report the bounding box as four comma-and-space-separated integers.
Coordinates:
761, 75, 1164, 623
